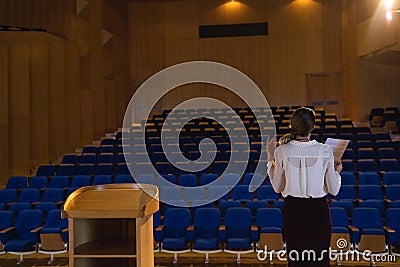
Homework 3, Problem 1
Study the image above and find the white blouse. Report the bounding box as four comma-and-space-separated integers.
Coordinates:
267, 140, 341, 198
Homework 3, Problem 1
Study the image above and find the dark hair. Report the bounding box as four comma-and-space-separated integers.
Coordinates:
279, 107, 316, 145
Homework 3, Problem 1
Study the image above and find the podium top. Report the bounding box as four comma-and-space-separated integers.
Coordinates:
62, 184, 159, 219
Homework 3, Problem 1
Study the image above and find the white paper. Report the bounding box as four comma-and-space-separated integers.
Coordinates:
325, 138, 350, 162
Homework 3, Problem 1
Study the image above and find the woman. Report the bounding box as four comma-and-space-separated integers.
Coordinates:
266, 107, 342, 267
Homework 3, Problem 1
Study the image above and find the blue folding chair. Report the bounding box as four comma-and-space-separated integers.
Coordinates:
55, 165, 74, 176
6, 176, 27, 190
189, 208, 222, 263
38, 209, 68, 264
358, 173, 381, 185
4, 210, 43, 264
155, 208, 191, 263
255, 208, 285, 264
383, 172, 400, 185
49, 176, 69, 189
232, 185, 254, 202
386, 208, 400, 255
358, 185, 384, 201
36, 165, 55, 177
222, 207, 257, 263
28, 176, 48, 190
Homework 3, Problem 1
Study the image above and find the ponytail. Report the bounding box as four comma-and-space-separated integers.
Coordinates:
279, 130, 296, 145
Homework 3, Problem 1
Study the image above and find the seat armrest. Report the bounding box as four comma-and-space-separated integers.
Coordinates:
187, 225, 194, 231
383, 226, 396, 233
251, 225, 258, 231
155, 225, 164, 232
219, 225, 226, 231
187, 225, 195, 241
219, 225, 226, 241
251, 225, 259, 242
31, 226, 44, 233
0, 227, 15, 234
61, 228, 69, 232
384, 199, 392, 203
348, 225, 359, 232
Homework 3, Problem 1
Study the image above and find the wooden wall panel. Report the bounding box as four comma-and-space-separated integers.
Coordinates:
48, 40, 66, 160
29, 39, 49, 167
0, 42, 9, 184
8, 42, 30, 175
129, 0, 344, 112
65, 44, 81, 152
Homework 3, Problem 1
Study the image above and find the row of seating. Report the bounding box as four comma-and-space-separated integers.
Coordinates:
0, 209, 68, 264
153, 206, 400, 264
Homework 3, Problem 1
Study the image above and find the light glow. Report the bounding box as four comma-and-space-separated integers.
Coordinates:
386, 10, 393, 20
385, 0, 394, 9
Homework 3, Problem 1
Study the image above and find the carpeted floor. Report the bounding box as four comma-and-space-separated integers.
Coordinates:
0, 252, 399, 267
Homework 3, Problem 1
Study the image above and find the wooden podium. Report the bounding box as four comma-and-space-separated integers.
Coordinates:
62, 184, 159, 267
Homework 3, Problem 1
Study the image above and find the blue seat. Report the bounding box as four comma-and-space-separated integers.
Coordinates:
208, 186, 230, 201
357, 159, 378, 172
115, 153, 127, 164
97, 153, 114, 164
28, 176, 48, 190
160, 187, 184, 207
55, 164, 75, 176
49, 176, 69, 189
218, 200, 241, 217
18, 189, 40, 203
232, 185, 254, 201
257, 185, 278, 202
0, 211, 13, 244
359, 200, 385, 217
34, 202, 57, 219
114, 163, 130, 176
357, 148, 376, 160
114, 175, 134, 183
0, 189, 17, 205
8, 202, 31, 218
243, 173, 264, 186
98, 145, 114, 154
75, 164, 94, 175
246, 200, 268, 217
333, 185, 356, 202
156, 208, 191, 263
383, 172, 400, 185
219, 173, 241, 188
358, 173, 381, 185
350, 208, 388, 253
329, 200, 354, 218
386, 208, 400, 251
358, 185, 384, 201
155, 162, 171, 175
61, 154, 79, 165
92, 175, 112, 185
70, 175, 91, 188
38, 209, 68, 264
357, 140, 373, 148
6, 176, 27, 190
342, 149, 356, 161
213, 161, 228, 175
375, 140, 393, 149
380, 159, 400, 172
41, 189, 64, 204
255, 208, 285, 258
136, 174, 155, 184
330, 207, 351, 251
223, 207, 256, 263
178, 174, 197, 187
386, 185, 400, 201
377, 148, 398, 159
36, 165, 55, 177
199, 174, 218, 186
101, 138, 115, 146
188, 208, 222, 263
341, 172, 357, 186
79, 154, 97, 164
4, 210, 43, 264
342, 160, 356, 172
94, 164, 113, 175
82, 145, 97, 154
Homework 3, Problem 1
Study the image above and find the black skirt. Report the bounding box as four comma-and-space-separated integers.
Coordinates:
283, 196, 331, 267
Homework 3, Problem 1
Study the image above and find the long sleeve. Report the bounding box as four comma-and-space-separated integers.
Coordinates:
268, 149, 286, 193
325, 147, 341, 196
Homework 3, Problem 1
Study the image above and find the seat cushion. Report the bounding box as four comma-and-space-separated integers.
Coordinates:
163, 237, 188, 250
41, 228, 61, 234
194, 237, 219, 250
361, 228, 385, 235
260, 227, 282, 233
332, 227, 349, 234
5, 239, 35, 252
226, 237, 251, 250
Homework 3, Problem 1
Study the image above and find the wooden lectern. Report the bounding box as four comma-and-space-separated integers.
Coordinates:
62, 184, 159, 267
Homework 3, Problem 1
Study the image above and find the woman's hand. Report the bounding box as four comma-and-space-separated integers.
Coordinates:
266, 137, 277, 161
334, 160, 343, 173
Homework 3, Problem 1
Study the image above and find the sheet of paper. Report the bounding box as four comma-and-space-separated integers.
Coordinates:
325, 138, 350, 162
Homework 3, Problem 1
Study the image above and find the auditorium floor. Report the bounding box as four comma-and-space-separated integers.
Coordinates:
0, 252, 399, 267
